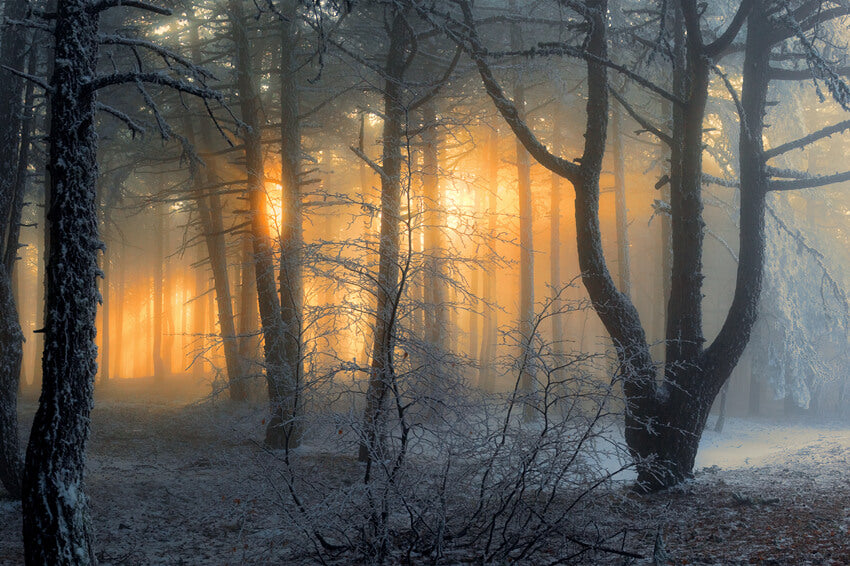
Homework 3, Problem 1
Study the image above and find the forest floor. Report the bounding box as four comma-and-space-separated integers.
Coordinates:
2, 379, 850, 565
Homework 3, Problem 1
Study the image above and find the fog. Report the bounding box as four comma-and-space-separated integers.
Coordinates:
1, 0, 849, 563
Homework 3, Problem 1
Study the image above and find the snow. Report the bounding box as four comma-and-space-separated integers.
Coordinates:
696, 417, 850, 471
4, 399, 850, 564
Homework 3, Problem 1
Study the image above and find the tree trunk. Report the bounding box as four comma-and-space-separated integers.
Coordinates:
358, 9, 408, 463
0, 0, 29, 500
153, 203, 165, 379
22, 0, 100, 560
512, 26, 536, 420
479, 127, 499, 392
549, 115, 564, 363
181, 107, 245, 399
422, 101, 448, 374
229, 0, 293, 446
278, 4, 304, 445
611, 105, 631, 297
238, 235, 260, 388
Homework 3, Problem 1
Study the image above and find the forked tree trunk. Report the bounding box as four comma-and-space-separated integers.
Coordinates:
358, 9, 408, 463
22, 0, 100, 560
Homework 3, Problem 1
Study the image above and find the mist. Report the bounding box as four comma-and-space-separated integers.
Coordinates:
1, 0, 849, 563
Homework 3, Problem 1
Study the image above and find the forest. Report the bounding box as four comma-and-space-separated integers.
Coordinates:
1, 0, 849, 563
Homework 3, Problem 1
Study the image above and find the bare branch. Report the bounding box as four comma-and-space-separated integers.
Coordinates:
610, 89, 671, 146
349, 146, 387, 181
95, 102, 146, 136
764, 119, 850, 159
89, 0, 171, 15
0, 65, 52, 92
770, 170, 850, 191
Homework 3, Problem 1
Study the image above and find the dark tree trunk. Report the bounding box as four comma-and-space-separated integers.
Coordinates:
0, 0, 29, 500
229, 0, 293, 447
183, 28, 245, 399
278, 4, 304, 445
22, 0, 100, 560
358, 9, 408, 463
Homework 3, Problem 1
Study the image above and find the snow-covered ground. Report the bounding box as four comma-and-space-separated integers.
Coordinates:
696, 416, 850, 471
2, 402, 850, 565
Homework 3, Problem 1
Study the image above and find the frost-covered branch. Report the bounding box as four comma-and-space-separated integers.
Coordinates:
95, 102, 146, 136
610, 88, 672, 145
89, 0, 171, 15
769, 170, 850, 191
764, 119, 850, 159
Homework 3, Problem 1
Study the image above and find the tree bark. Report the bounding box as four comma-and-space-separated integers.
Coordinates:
22, 0, 100, 560
0, 0, 29, 500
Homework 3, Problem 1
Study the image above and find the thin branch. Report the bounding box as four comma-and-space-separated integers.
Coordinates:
95, 102, 146, 136
764, 119, 850, 159
0, 65, 52, 92
770, 170, 850, 191
610, 89, 671, 146
89, 0, 171, 15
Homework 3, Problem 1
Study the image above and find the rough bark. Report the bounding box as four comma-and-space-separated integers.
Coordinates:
0, 0, 29, 501
22, 0, 100, 560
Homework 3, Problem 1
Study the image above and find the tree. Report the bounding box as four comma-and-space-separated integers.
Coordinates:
19, 0, 224, 559
434, 0, 850, 490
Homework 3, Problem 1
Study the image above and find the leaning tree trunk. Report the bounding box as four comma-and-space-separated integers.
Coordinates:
358, 10, 408, 463
183, 27, 246, 399
229, 0, 292, 447
22, 0, 100, 561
